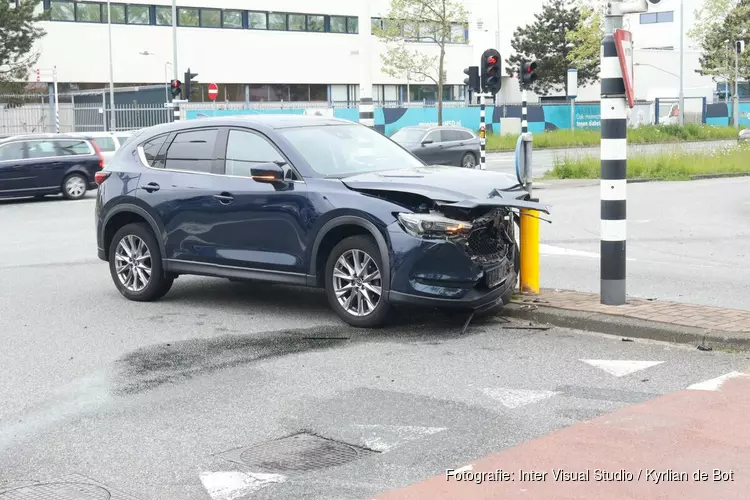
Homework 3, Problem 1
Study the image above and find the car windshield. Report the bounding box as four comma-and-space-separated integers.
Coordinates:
279, 123, 424, 177
390, 128, 427, 143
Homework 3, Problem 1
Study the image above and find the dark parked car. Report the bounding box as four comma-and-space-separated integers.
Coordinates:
391, 125, 481, 168
95, 116, 548, 327
0, 133, 104, 200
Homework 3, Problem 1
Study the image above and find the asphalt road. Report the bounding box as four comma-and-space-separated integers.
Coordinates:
484, 139, 737, 177
536, 177, 750, 310
0, 192, 747, 499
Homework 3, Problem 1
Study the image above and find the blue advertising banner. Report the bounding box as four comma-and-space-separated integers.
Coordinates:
186, 103, 605, 134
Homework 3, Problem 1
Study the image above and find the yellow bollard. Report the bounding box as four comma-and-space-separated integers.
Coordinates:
519, 207, 540, 294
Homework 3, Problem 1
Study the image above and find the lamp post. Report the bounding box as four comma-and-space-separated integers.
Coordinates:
139, 51, 171, 103
107, 0, 116, 131
172, 0, 178, 80
678, 0, 684, 126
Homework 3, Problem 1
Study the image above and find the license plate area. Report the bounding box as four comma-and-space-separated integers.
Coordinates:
485, 266, 504, 288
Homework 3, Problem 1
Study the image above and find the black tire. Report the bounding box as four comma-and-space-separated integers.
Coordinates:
108, 222, 173, 302
324, 235, 391, 328
461, 152, 477, 168
501, 244, 521, 305
61, 173, 88, 200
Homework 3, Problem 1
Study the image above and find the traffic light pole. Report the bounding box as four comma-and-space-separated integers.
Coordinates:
600, 1, 627, 305
521, 89, 528, 134
479, 94, 486, 170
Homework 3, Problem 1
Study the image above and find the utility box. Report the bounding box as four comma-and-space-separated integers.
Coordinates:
498, 117, 521, 136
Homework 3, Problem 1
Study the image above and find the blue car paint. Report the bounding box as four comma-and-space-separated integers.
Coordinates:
96, 115, 549, 311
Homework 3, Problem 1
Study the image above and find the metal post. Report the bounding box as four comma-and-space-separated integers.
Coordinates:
600, 6, 626, 305
107, 1, 116, 131
102, 91, 107, 131
48, 83, 55, 133
521, 89, 528, 134
734, 43, 740, 129
172, 0, 178, 80
678, 0, 684, 126
479, 94, 486, 169
571, 97, 576, 130
164, 63, 169, 103
358, 1, 374, 127
53, 67, 60, 133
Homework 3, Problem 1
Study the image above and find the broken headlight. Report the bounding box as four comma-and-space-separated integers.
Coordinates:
397, 212, 473, 238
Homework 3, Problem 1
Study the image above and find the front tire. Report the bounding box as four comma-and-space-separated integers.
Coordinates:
62, 173, 88, 200
108, 223, 173, 301
325, 235, 391, 328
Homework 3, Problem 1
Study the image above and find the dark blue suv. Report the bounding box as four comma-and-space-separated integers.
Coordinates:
95, 116, 548, 327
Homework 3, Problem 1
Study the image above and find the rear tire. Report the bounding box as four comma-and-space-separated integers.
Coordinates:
461, 152, 477, 168
325, 235, 391, 328
108, 223, 173, 301
62, 173, 88, 200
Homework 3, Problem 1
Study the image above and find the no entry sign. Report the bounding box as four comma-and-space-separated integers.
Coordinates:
208, 82, 219, 101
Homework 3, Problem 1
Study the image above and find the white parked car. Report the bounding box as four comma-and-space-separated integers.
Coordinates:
69, 131, 133, 166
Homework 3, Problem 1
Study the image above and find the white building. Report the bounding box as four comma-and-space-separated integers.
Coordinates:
23, 0, 715, 105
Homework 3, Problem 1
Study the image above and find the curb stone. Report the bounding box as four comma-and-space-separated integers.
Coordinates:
501, 303, 750, 351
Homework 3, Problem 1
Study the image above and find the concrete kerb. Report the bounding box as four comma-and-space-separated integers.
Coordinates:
501, 302, 750, 351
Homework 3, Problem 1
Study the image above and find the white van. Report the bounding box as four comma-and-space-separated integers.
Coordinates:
69, 131, 134, 166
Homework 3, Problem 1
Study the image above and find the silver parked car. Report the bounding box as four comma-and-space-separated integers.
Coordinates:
69, 131, 133, 166
391, 125, 481, 168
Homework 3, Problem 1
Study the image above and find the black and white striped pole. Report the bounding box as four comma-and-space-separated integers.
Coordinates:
600, 2, 627, 305
358, 2, 374, 128
479, 94, 486, 169
521, 89, 528, 134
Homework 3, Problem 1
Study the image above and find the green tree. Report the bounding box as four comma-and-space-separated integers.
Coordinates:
504, 0, 594, 95
566, 2, 603, 81
374, 0, 468, 125
0, 0, 48, 86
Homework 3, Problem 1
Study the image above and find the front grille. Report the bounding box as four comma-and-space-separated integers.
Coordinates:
464, 210, 512, 262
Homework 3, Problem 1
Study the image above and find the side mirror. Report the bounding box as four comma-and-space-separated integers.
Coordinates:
250, 162, 287, 184
421, 139, 433, 146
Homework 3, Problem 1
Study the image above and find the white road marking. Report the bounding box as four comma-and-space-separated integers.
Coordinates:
632, 219, 651, 223
353, 425, 447, 452
687, 371, 748, 391
540, 244, 599, 259
482, 387, 559, 409
581, 359, 664, 377
200, 471, 285, 500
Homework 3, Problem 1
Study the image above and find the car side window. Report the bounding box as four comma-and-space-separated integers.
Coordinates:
141, 134, 169, 168
56, 140, 92, 155
441, 130, 461, 142
458, 131, 474, 141
94, 137, 117, 152
116, 135, 131, 147
164, 128, 218, 173
26, 141, 58, 159
0, 142, 25, 161
424, 131, 441, 143
225, 129, 285, 178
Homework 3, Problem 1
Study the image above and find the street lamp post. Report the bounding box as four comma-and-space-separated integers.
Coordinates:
171, 0, 178, 80
678, 0, 684, 126
107, 0, 116, 131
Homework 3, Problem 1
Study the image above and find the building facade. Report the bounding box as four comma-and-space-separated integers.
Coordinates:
20, 0, 716, 105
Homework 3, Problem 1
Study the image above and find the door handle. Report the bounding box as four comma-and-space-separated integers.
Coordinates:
140, 182, 160, 193
213, 192, 234, 204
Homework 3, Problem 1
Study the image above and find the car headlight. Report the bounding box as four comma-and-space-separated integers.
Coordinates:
397, 212, 473, 238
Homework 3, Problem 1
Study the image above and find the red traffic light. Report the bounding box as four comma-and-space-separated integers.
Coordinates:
172, 80, 181, 88
487, 56, 498, 65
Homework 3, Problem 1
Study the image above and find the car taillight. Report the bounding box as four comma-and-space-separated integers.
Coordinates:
91, 140, 104, 168
95, 171, 111, 185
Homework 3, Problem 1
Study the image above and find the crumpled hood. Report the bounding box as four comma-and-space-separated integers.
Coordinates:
340, 165, 550, 213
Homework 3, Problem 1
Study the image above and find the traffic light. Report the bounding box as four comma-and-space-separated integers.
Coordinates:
463, 66, 480, 93
170, 79, 182, 99
520, 60, 538, 89
480, 49, 502, 94
183, 68, 199, 100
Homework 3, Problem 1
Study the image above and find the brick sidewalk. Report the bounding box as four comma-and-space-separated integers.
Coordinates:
512, 289, 750, 334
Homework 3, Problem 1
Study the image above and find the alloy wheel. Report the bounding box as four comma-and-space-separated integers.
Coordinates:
333, 249, 382, 317
114, 234, 152, 292
463, 154, 476, 168
65, 175, 86, 198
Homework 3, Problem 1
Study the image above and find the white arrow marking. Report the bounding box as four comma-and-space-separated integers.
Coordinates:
352, 425, 447, 452
540, 244, 599, 259
200, 471, 285, 500
482, 388, 559, 409
581, 359, 664, 377
687, 371, 748, 391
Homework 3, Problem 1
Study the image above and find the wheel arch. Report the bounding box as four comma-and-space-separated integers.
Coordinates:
101, 204, 165, 262
309, 216, 391, 290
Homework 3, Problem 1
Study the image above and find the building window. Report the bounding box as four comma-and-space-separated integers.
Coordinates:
201, 9, 220, 28
288, 13, 305, 31
178, 7, 199, 26
155, 6, 171, 25
269, 84, 288, 101
330, 15, 346, 33
75, 2, 101, 22
248, 12, 267, 29
126, 4, 149, 24
310, 84, 327, 101
223, 10, 242, 28
307, 15, 324, 32
347, 17, 358, 34
289, 84, 309, 101
640, 11, 673, 24
268, 12, 286, 30
103, 3, 126, 24
50, 1, 74, 21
